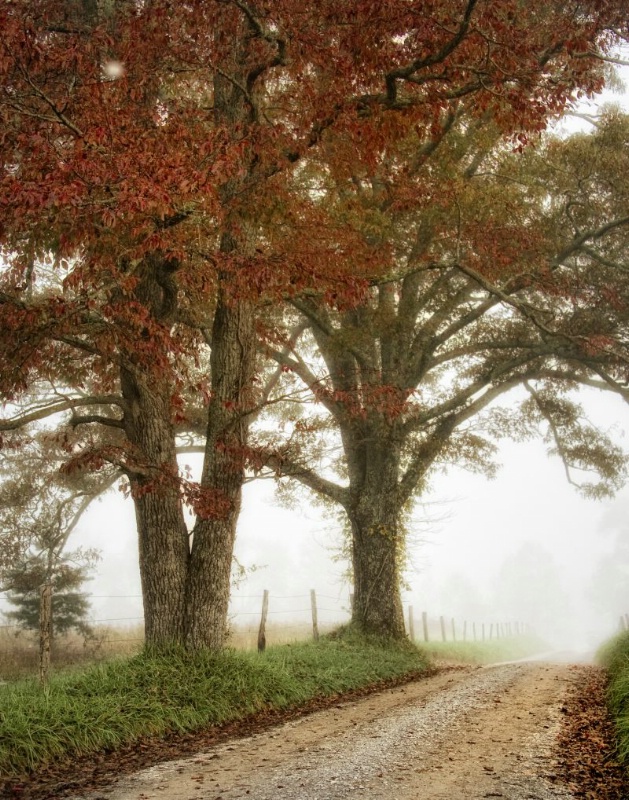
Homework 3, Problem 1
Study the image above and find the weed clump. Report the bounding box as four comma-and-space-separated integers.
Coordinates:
597, 631, 629, 764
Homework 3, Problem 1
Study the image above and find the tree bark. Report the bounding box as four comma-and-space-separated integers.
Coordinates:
121, 367, 190, 648
347, 492, 406, 640
344, 428, 407, 640
183, 286, 257, 650
181, 27, 260, 650
118, 256, 191, 649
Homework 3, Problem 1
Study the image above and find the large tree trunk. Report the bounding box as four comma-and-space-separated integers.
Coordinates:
181, 35, 259, 650
345, 429, 407, 640
118, 254, 191, 649
121, 368, 190, 648
348, 496, 406, 640
183, 288, 257, 650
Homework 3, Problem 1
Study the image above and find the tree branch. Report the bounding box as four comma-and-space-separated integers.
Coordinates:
69, 414, 125, 430
0, 395, 125, 432
255, 450, 349, 507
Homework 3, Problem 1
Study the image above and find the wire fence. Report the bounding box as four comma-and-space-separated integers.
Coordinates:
0, 588, 353, 680
0, 588, 532, 682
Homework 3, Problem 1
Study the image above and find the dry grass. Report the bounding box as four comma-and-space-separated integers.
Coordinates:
0, 624, 145, 680
0, 620, 346, 680
226, 621, 341, 650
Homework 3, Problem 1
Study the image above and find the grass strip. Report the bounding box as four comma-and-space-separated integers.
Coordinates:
597, 631, 629, 765
417, 635, 547, 665
0, 632, 428, 777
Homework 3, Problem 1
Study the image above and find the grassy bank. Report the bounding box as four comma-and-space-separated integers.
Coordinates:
419, 635, 548, 665
0, 633, 428, 778
597, 631, 629, 763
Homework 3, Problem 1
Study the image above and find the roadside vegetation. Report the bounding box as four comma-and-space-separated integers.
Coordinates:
597, 631, 629, 764
0, 622, 550, 780
0, 622, 345, 682
0, 631, 429, 778
419, 635, 548, 665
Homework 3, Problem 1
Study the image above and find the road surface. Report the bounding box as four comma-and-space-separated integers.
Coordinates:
71, 662, 577, 800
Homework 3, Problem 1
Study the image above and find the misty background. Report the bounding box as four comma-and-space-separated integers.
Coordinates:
0, 385, 623, 654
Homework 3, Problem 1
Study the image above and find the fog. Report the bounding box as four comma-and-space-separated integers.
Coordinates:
6, 385, 620, 656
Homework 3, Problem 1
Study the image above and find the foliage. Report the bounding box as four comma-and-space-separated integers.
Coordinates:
1, 0, 628, 647
3, 552, 96, 638
0, 435, 102, 638
0, 635, 428, 777
596, 631, 629, 764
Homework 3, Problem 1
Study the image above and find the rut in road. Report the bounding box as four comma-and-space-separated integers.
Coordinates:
73, 662, 577, 800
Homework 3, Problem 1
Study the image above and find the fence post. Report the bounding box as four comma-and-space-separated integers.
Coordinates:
422, 611, 429, 642
310, 589, 319, 642
408, 606, 415, 642
440, 615, 446, 642
39, 583, 53, 685
489, 623, 494, 640
257, 589, 269, 653
462, 620, 467, 642
473, 622, 477, 641
451, 617, 456, 642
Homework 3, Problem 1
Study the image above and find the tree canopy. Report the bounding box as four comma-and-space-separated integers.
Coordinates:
1, 0, 628, 645
256, 108, 629, 636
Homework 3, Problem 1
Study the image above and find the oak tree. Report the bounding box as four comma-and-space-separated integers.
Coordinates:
259, 109, 629, 639
1, 0, 627, 647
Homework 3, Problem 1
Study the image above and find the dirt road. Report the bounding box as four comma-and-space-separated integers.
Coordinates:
72, 662, 583, 800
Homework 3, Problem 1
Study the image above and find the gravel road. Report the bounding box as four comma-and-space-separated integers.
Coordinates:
73, 662, 577, 800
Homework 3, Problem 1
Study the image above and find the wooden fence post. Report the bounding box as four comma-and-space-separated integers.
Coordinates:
440, 615, 446, 642
257, 589, 269, 653
451, 617, 456, 642
310, 589, 319, 642
472, 622, 477, 641
462, 620, 467, 642
408, 606, 415, 642
39, 583, 53, 685
422, 611, 429, 642
489, 623, 494, 640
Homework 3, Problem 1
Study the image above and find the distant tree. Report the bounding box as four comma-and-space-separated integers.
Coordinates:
0, 434, 104, 638
588, 491, 629, 621
491, 543, 571, 644
4, 552, 96, 638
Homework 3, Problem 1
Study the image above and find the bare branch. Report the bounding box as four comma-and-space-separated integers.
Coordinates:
0, 395, 125, 432
255, 450, 349, 507
69, 414, 125, 430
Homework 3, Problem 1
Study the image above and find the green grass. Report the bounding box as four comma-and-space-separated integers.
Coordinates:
597, 630, 629, 764
0, 632, 428, 778
418, 635, 548, 665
